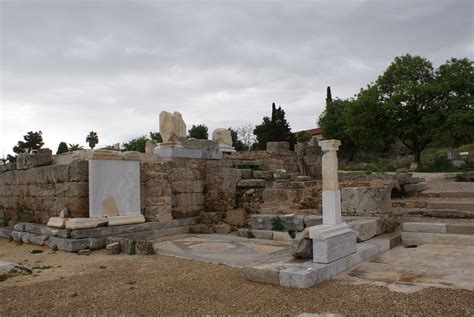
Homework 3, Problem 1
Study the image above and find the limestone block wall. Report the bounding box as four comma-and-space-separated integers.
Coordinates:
0, 160, 89, 224
237, 151, 299, 173
141, 159, 207, 221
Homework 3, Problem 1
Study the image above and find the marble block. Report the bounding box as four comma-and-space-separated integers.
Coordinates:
65, 217, 108, 229
47, 217, 65, 229
309, 223, 356, 263
107, 214, 145, 226
217, 143, 236, 153
89, 160, 141, 218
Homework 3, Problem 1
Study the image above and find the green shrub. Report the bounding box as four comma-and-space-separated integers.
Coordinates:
271, 217, 284, 231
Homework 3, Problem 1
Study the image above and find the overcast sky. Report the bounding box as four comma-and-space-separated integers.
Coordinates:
1, 0, 473, 156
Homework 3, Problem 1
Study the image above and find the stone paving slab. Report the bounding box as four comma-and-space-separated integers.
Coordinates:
340, 243, 474, 292
153, 234, 293, 268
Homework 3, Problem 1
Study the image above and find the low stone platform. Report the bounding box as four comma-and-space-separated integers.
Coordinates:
3, 218, 197, 252
153, 234, 293, 267
245, 233, 398, 288
401, 221, 474, 245
248, 214, 383, 242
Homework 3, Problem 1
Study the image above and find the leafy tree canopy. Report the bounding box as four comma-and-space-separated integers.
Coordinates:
228, 127, 248, 151
13, 131, 44, 155
56, 142, 69, 154
253, 103, 295, 150
68, 144, 84, 151
188, 124, 208, 139
122, 132, 163, 153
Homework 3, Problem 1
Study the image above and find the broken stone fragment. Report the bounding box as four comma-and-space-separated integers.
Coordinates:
214, 222, 232, 234
106, 242, 121, 255
291, 238, 313, 259
65, 217, 108, 230
47, 217, 65, 229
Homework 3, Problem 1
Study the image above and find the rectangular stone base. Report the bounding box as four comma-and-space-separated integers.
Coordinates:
309, 223, 357, 263
245, 234, 393, 288
154, 147, 222, 160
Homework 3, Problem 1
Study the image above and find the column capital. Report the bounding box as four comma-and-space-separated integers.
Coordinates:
318, 139, 341, 152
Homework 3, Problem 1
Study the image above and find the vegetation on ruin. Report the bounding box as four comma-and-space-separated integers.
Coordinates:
188, 124, 209, 139
122, 132, 163, 152
253, 103, 296, 150
319, 55, 474, 165
271, 216, 284, 231
68, 144, 84, 151
56, 142, 69, 154
228, 128, 248, 151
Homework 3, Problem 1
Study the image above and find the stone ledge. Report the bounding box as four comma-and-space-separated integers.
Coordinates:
401, 231, 474, 245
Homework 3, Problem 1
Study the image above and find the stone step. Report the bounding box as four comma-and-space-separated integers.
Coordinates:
417, 192, 474, 199
399, 208, 474, 219
403, 222, 474, 235
401, 231, 474, 246
393, 198, 474, 210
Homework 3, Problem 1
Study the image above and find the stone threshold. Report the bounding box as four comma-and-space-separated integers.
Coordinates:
245, 233, 399, 288
1, 218, 198, 252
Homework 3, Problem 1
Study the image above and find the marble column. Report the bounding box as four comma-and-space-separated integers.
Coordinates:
309, 139, 356, 263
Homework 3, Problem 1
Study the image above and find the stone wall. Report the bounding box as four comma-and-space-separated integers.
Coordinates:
141, 159, 207, 222
0, 160, 89, 225
237, 151, 299, 173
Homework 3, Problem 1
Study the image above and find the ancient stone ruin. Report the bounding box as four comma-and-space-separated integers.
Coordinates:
0, 111, 436, 287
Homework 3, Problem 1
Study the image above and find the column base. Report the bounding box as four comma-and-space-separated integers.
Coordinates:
309, 222, 357, 263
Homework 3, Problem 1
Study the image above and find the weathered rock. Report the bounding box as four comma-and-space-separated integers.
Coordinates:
237, 179, 266, 188
136, 240, 155, 255
78, 249, 91, 256
252, 171, 273, 180
212, 128, 233, 146
106, 242, 121, 255
159, 111, 186, 144
404, 183, 428, 193
291, 238, 313, 259
225, 208, 247, 226
266, 142, 289, 153
190, 224, 214, 234
16, 148, 53, 170
47, 217, 65, 229
341, 186, 392, 215
145, 140, 157, 154
201, 212, 225, 224
214, 222, 232, 234
59, 208, 69, 218
347, 218, 382, 242
107, 214, 145, 226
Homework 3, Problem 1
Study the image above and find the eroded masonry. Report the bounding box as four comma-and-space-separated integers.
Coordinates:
0, 111, 431, 287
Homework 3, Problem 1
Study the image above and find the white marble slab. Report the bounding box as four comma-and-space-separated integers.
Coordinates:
89, 160, 141, 218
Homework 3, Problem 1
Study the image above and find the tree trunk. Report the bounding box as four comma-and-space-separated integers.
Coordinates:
414, 149, 421, 164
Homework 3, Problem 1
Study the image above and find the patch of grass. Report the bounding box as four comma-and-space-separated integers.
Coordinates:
246, 230, 255, 239
129, 240, 137, 255
30, 249, 43, 254
271, 216, 284, 231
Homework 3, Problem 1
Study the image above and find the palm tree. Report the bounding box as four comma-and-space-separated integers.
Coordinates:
68, 144, 84, 151
86, 131, 99, 149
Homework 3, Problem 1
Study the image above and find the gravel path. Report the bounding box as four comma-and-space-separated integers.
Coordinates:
0, 241, 473, 316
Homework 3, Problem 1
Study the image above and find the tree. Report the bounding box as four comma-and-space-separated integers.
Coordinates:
149, 132, 163, 143
56, 142, 69, 154
122, 136, 148, 152
228, 128, 248, 151
188, 124, 208, 139
86, 131, 99, 149
318, 98, 358, 160
434, 58, 474, 147
68, 144, 84, 151
326, 86, 333, 104
237, 124, 256, 149
377, 54, 442, 164
122, 132, 163, 153
344, 86, 393, 153
12, 131, 44, 155
253, 103, 295, 150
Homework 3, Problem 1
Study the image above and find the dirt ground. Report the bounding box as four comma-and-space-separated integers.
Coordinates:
0, 240, 473, 316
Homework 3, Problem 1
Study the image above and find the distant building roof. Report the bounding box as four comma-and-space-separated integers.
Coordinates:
295, 128, 323, 136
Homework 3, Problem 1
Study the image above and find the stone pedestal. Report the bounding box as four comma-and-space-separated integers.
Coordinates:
217, 143, 236, 153
154, 147, 222, 160
310, 139, 357, 263
309, 223, 356, 263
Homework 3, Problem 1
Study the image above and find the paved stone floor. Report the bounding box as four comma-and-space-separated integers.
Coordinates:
339, 243, 474, 293
154, 234, 474, 293
153, 233, 293, 267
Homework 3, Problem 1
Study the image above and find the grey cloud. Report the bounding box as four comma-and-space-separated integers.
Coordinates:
1, 0, 473, 155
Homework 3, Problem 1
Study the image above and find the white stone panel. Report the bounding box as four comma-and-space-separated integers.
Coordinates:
89, 160, 141, 218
